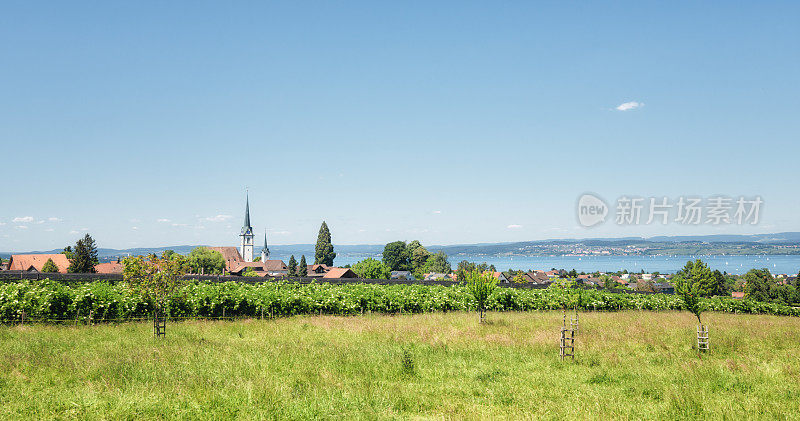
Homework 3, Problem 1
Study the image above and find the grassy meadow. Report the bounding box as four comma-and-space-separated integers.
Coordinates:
1, 311, 800, 419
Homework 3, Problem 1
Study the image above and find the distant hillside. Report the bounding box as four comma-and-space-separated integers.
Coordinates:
3, 232, 799, 260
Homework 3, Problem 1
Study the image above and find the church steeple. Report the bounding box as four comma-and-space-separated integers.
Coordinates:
239, 190, 254, 262
261, 230, 270, 261
242, 190, 252, 234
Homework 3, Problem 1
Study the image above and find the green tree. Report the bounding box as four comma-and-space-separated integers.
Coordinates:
676, 259, 717, 297
464, 270, 498, 323
744, 268, 774, 302
298, 255, 308, 277
41, 258, 60, 273
408, 240, 431, 273
352, 258, 391, 279
456, 261, 476, 283
674, 273, 706, 324
253, 256, 262, 262
242, 267, 259, 277
62, 246, 74, 260
600, 275, 617, 290
187, 247, 226, 275
420, 251, 451, 275
288, 255, 298, 277
314, 221, 336, 266
122, 254, 188, 337
636, 279, 657, 293
382, 241, 410, 271
67, 234, 99, 273
161, 250, 176, 260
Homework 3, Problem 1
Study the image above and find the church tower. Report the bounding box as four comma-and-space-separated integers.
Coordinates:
261, 230, 270, 262
240, 192, 254, 262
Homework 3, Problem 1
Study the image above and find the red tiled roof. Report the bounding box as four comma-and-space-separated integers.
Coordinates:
308, 264, 331, 273
206, 247, 243, 271
206, 247, 243, 262
230, 260, 287, 275
263, 260, 287, 271
9, 254, 70, 273
95, 262, 122, 274
323, 268, 358, 279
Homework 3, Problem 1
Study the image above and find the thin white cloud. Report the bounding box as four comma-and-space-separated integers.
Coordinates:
157, 218, 171, 223
204, 214, 233, 222
616, 101, 644, 111
69, 230, 79, 234
131, 226, 139, 230
36, 220, 45, 224
507, 224, 523, 229
171, 223, 189, 227
48, 217, 63, 222
13, 216, 34, 223
0, 222, 6, 226
16, 225, 28, 229
432, 210, 442, 214
44, 228, 55, 232
273, 230, 291, 235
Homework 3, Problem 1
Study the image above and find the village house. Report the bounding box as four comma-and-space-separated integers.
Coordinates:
583, 277, 603, 287
652, 282, 674, 294
390, 270, 414, 280
207, 246, 287, 276
525, 270, 551, 284
7, 253, 70, 273
424, 272, 455, 281
94, 262, 123, 274
307, 264, 332, 277
492, 272, 508, 283
323, 268, 358, 279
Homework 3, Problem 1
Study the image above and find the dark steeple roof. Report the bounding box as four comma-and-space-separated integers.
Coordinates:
241, 191, 253, 236
262, 230, 269, 255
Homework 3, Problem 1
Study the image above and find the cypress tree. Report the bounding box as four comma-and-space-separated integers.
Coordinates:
298, 255, 308, 277
288, 255, 297, 277
314, 221, 336, 266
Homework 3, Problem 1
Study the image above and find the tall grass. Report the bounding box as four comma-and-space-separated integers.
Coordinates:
1, 311, 799, 419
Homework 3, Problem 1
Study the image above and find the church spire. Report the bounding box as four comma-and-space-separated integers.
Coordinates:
261, 229, 270, 261
240, 190, 255, 262
243, 190, 252, 231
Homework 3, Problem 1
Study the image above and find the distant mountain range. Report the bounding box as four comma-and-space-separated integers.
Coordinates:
3, 232, 800, 260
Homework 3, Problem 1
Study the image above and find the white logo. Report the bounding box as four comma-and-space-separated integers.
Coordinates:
577, 194, 608, 227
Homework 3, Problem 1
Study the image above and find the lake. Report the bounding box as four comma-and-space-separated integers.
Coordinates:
328, 254, 800, 275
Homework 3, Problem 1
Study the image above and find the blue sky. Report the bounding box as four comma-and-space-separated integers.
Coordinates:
1, 2, 798, 251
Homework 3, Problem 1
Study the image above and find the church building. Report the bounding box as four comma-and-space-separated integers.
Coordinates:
209, 192, 287, 276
